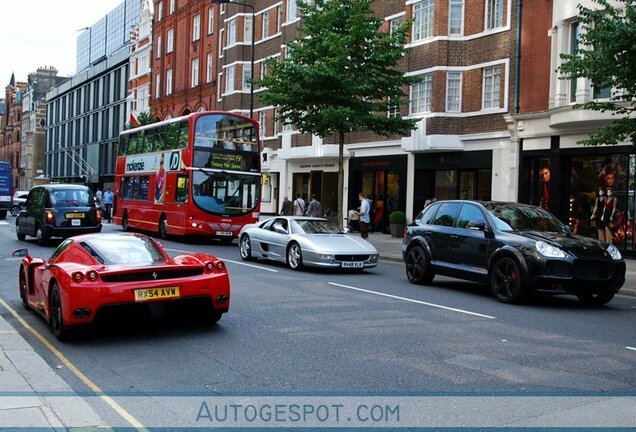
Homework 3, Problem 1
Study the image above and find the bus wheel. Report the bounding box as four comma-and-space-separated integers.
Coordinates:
122, 213, 129, 231
158, 216, 168, 239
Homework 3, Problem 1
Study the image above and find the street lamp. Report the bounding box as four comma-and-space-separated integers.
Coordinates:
210, 0, 255, 119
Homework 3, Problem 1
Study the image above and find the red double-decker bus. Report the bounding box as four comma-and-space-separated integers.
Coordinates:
113, 111, 261, 243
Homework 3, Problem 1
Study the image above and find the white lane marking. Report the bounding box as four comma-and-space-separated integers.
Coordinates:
328, 282, 496, 319
626, 346, 636, 352
165, 248, 279, 273
0, 221, 9, 225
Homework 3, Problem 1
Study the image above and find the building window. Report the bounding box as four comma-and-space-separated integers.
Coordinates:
262, 11, 270, 39
138, 86, 149, 112
166, 69, 173, 95
225, 65, 235, 93
486, 0, 504, 30
207, 7, 214, 35
157, 0, 163, 21
219, 28, 224, 56
277, 6, 282, 33
260, 61, 268, 80
206, 53, 213, 83
217, 73, 223, 101
169, 0, 175, 14
446, 72, 462, 112
287, 0, 297, 22
569, 22, 579, 103
388, 98, 400, 118
228, 18, 236, 45
449, 0, 464, 35
413, 0, 434, 41
410, 73, 433, 114
242, 64, 251, 90
156, 35, 162, 58
483, 65, 501, 109
390, 17, 403, 35
167, 29, 174, 53
244, 15, 253, 43
259, 111, 266, 138
193, 15, 201, 41
191, 58, 199, 87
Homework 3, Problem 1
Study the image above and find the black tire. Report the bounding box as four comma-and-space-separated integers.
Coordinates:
49, 283, 69, 340
577, 289, 615, 306
122, 212, 129, 231
287, 242, 303, 271
10, 206, 20, 217
158, 216, 168, 239
218, 236, 234, 245
16, 223, 26, 241
36, 225, 49, 246
490, 257, 527, 304
239, 235, 255, 261
405, 245, 435, 285
19, 267, 30, 310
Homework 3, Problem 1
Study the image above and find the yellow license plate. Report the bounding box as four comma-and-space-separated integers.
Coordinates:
134, 286, 180, 302
66, 212, 85, 219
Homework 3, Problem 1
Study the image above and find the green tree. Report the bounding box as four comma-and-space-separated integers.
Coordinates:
255, 0, 419, 228
559, 0, 636, 146
126, 110, 157, 129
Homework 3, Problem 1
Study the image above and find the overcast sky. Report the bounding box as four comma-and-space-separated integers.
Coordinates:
0, 0, 125, 89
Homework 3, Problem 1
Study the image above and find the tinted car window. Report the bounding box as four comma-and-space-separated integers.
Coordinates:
457, 204, 486, 229
293, 219, 342, 234
432, 203, 460, 227
488, 205, 569, 234
50, 189, 93, 207
419, 205, 438, 225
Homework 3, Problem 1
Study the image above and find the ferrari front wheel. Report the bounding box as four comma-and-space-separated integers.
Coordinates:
287, 242, 303, 271
49, 283, 69, 340
19, 267, 29, 310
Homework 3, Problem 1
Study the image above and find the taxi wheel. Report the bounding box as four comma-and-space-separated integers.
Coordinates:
36, 226, 50, 246
16, 223, 25, 241
50, 283, 69, 341
287, 242, 304, 271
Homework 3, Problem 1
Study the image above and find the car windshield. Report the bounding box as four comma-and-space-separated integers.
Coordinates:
292, 219, 343, 234
488, 205, 569, 234
79, 236, 165, 265
50, 189, 93, 207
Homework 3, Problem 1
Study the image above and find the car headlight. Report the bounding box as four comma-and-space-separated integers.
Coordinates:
535, 241, 566, 258
606, 244, 622, 260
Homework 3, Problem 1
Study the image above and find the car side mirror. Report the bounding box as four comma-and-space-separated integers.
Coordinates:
467, 219, 487, 231
274, 225, 287, 234
12, 248, 28, 258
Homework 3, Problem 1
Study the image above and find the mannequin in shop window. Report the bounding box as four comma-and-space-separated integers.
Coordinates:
602, 187, 618, 244
538, 166, 551, 210
590, 187, 607, 242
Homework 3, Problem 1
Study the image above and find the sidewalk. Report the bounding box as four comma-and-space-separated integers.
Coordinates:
0, 312, 107, 429
365, 231, 636, 298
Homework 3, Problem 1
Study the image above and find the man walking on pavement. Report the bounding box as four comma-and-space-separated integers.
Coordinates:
280, 196, 293, 215
356, 192, 371, 240
103, 188, 114, 223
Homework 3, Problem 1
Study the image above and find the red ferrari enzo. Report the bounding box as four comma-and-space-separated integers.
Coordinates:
14, 233, 230, 340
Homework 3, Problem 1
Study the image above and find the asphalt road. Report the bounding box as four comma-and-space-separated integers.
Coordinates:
0, 220, 635, 427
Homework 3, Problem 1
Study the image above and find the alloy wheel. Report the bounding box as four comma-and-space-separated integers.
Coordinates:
287, 243, 303, 270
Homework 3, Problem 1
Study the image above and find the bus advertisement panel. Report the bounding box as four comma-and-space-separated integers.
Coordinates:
113, 111, 260, 243
0, 161, 13, 219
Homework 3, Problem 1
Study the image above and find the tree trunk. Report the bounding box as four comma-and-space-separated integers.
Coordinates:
337, 130, 345, 231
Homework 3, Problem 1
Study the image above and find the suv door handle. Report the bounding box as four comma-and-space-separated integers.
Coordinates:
450, 234, 459, 239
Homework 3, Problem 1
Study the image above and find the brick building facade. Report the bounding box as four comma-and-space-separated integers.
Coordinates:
1, 75, 27, 185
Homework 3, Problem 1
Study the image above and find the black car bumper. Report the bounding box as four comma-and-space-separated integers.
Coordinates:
527, 258, 625, 294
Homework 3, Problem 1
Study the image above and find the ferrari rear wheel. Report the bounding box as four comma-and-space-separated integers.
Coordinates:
50, 283, 69, 341
239, 235, 255, 261
287, 242, 303, 271
36, 225, 49, 246
19, 267, 29, 310
158, 216, 168, 239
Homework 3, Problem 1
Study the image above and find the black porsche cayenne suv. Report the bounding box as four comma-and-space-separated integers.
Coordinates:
402, 200, 625, 306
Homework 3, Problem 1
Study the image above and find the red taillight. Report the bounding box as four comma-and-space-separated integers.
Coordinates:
86, 270, 98, 281
215, 261, 225, 271
205, 262, 214, 272
72, 271, 84, 283
46, 211, 54, 223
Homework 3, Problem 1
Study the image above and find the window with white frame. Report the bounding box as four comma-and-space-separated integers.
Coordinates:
137, 86, 149, 111
446, 72, 462, 112
167, 29, 174, 53
287, 0, 297, 22
225, 65, 235, 93
228, 18, 236, 45
410, 73, 433, 114
207, 8, 214, 34
242, 65, 252, 90
156, 35, 162, 58
155, 73, 161, 98
166, 69, 173, 95
449, 0, 464, 35
260, 61, 268, 80
388, 97, 400, 118
273, 109, 279, 134
482, 65, 501, 109
262, 11, 270, 39
157, 0, 163, 21
191, 58, 199, 87
139, 53, 150, 74
206, 53, 213, 83
569, 22, 579, 103
390, 17, 403, 35
244, 15, 253, 42
258, 111, 266, 138
217, 73, 223, 101
486, 0, 504, 30
193, 14, 201, 41
413, 0, 434, 41
277, 7, 282, 33
219, 28, 224, 56
169, 0, 175, 14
